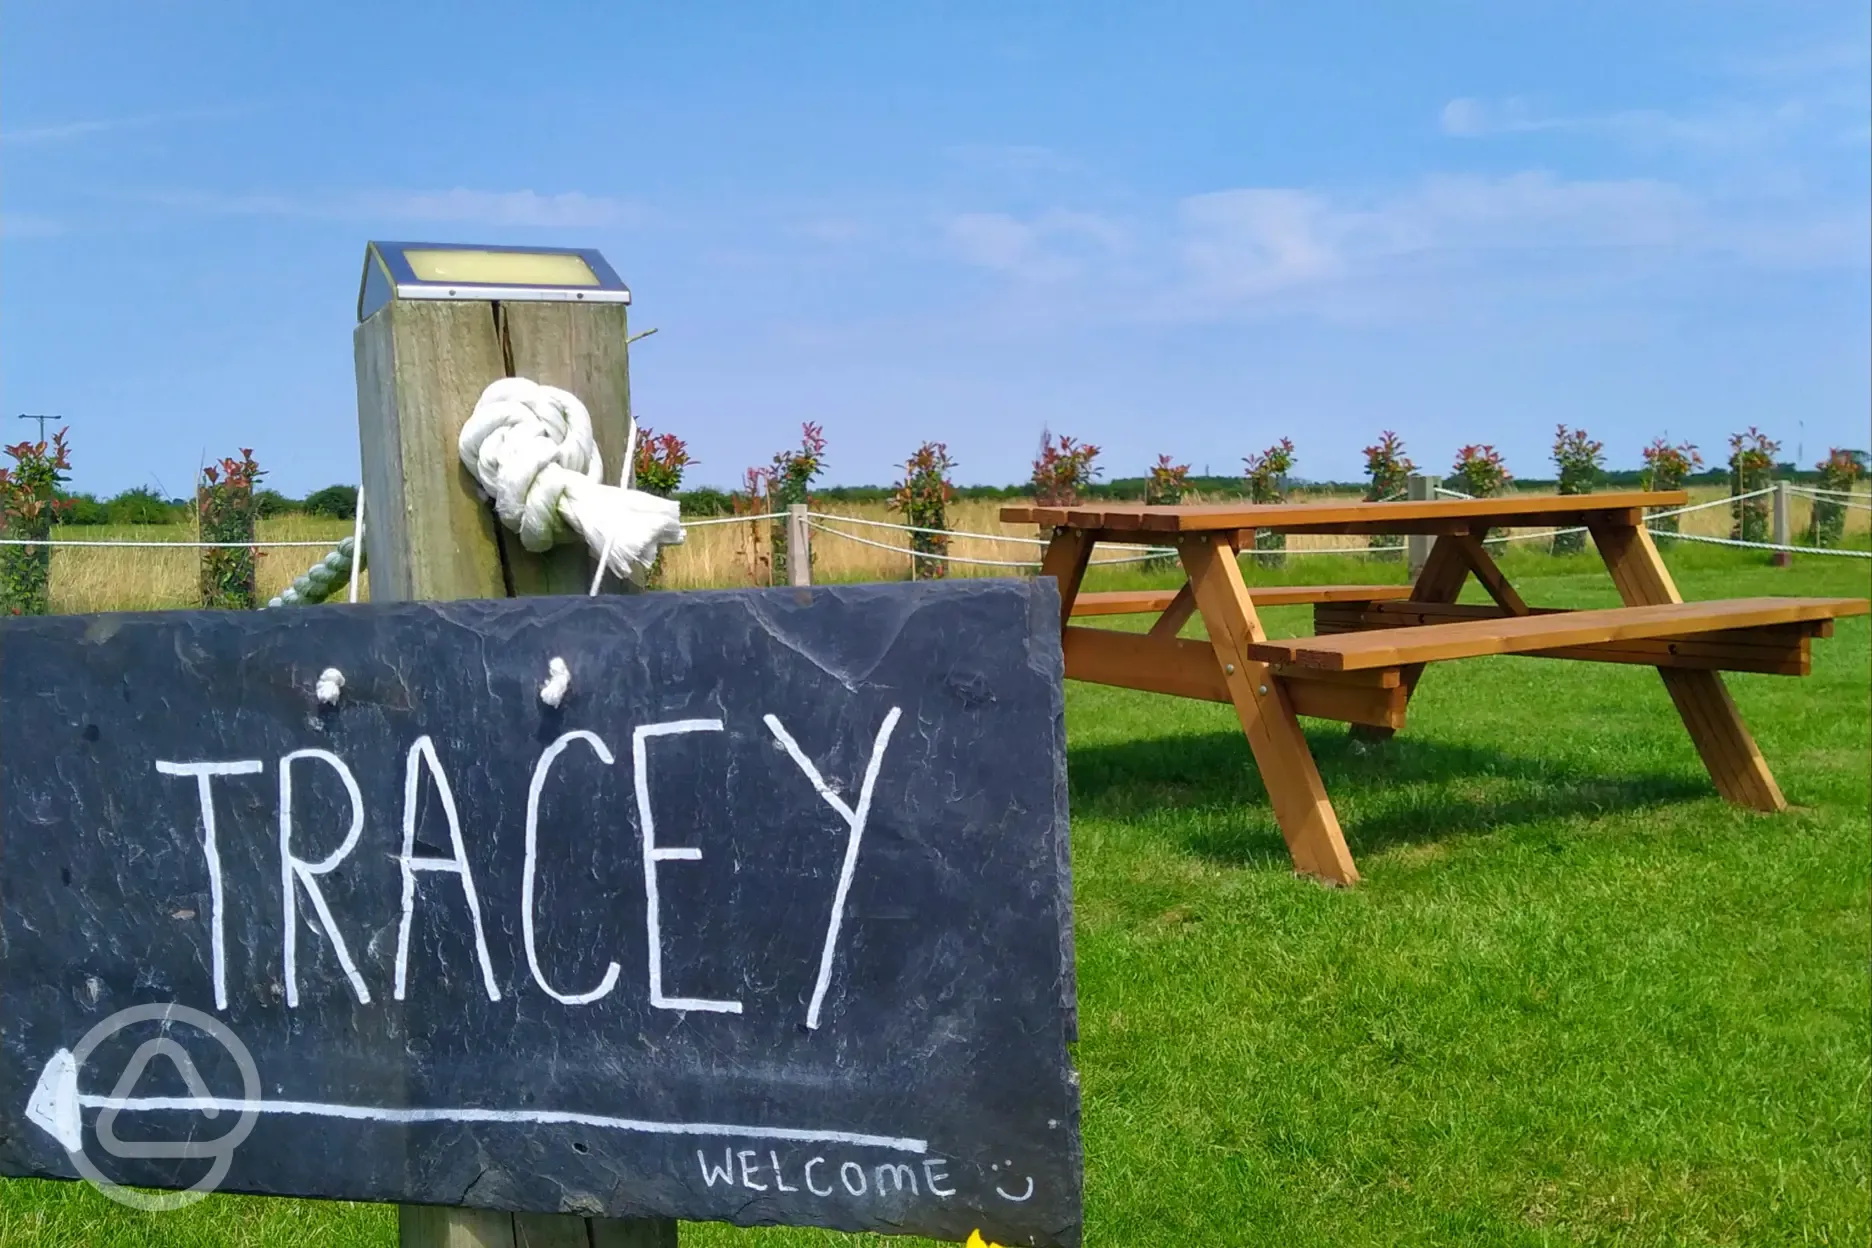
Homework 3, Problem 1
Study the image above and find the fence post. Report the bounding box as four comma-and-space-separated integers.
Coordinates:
355, 251, 678, 1248
1406, 473, 1439, 577
1771, 479, 1791, 567
787, 504, 812, 587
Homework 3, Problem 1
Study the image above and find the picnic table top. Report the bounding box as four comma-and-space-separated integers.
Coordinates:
1001, 489, 1690, 534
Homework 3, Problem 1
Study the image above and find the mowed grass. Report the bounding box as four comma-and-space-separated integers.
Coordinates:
2, 547, 1866, 1246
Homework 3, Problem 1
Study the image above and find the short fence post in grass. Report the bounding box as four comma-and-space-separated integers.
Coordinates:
1771, 479, 1792, 567
1406, 473, 1439, 576
354, 240, 677, 1248
787, 503, 812, 587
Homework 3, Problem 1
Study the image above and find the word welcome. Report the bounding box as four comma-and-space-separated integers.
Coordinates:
155, 708, 902, 1022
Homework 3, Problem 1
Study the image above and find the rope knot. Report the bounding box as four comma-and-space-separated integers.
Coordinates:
457, 377, 684, 583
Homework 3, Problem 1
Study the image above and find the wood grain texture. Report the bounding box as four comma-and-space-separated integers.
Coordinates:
1180, 535, 1359, 885
1037, 529, 1094, 628
1589, 520, 1791, 813
356, 302, 509, 604
1000, 490, 1685, 534
1245, 597, 1866, 671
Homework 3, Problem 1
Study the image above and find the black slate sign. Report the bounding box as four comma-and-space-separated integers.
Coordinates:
0, 581, 1080, 1246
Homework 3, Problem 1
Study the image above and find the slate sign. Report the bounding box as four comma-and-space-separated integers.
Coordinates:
0, 581, 1080, 1246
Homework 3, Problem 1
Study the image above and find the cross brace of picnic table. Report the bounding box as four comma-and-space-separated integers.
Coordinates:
1010, 492, 1869, 888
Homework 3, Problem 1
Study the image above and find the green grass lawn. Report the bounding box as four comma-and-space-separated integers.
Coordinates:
3, 548, 1866, 1247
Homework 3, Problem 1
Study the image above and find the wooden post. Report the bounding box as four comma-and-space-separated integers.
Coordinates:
356, 289, 678, 1248
1406, 474, 1439, 576
787, 503, 812, 587
1771, 479, 1792, 567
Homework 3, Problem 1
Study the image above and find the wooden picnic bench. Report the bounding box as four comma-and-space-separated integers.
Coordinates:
1004, 491, 1870, 886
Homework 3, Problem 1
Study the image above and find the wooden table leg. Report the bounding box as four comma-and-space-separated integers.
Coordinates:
1038, 527, 1094, 628
1351, 532, 1475, 740
1182, 535, 1359, 885
1590, 521, 1786, 811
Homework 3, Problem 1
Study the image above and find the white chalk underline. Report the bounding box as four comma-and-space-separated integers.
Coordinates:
76, 1094, 927, 1154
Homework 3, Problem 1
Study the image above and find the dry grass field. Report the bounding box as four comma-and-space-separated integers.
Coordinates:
39, 484, 1871, 612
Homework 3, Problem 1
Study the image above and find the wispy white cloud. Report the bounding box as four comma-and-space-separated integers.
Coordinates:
0, 108, 242, 147
148, 187, 654, 229
944, 209, 1127, 283
943, 169, 1868, 325
1438, 95, 1809, 149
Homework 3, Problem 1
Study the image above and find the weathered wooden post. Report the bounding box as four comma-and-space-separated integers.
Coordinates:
354, 240, 675, 1248
1771, 479, 1792, 567
786, 505, 812, 587
1406, 473, 1439, 577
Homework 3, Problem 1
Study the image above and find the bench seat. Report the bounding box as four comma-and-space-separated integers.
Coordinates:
1247, 596, 1870, 672
1072, 584, 1411, 616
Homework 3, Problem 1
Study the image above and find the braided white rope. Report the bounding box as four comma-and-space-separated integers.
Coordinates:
457, 377, 685, 584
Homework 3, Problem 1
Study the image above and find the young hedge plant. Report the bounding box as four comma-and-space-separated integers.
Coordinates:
1727, 427, 1779, 544
892, 441, 956, 581
768, 423, 826, 584
1242, 439, 1295, 568
0, 430, 75, 616
199, 449, 264, 610
1640, 439, 1702, 535
632, 425, 694, 586
1550, 425, 1604, 555
1362, 431, 1412, 561
1806, 448, 1863, 548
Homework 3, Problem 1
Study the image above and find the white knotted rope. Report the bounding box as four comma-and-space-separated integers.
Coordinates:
457, 377, 685, 586
315, 667, 345, 705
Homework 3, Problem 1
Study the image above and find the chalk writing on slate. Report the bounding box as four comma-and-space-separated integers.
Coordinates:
0, 581, 1081, 1246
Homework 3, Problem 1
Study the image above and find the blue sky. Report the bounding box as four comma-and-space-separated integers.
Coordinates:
3, 2, 1867, 497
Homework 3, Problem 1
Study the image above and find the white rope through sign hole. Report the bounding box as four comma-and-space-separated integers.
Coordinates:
539, 657, 571, 707
315, 668, 345, 705
457, 377, 685, 586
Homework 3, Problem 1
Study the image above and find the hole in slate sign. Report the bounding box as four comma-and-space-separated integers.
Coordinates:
60, 867, 72, 887
572, 1142, 589, 1155
81, 723, 100, 742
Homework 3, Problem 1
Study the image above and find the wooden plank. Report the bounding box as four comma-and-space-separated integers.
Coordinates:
355, 301, 509, 603
358, 300, 676, 1248
1062, 626, 1228, 701
1352, 532, 1474, 741
1061, 627, 1406, 727
1069, 589, 1183, 616
1589, 520, 1789, 813
1000, 490, 1686, 534
1279, 678, 1408, 730
1315, 601, 1820, 673
1071, 583, 1413, 616
1275, 665, 1403, 689
1146, 582, 1198, 640
1038, 530, 1094, 627
1246, 597, 1868, 672
1449, 533, 1528, 615
1180, 536, 1360, 885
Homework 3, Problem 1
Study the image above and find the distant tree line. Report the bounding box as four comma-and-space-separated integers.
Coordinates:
52, 483, 360, 525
